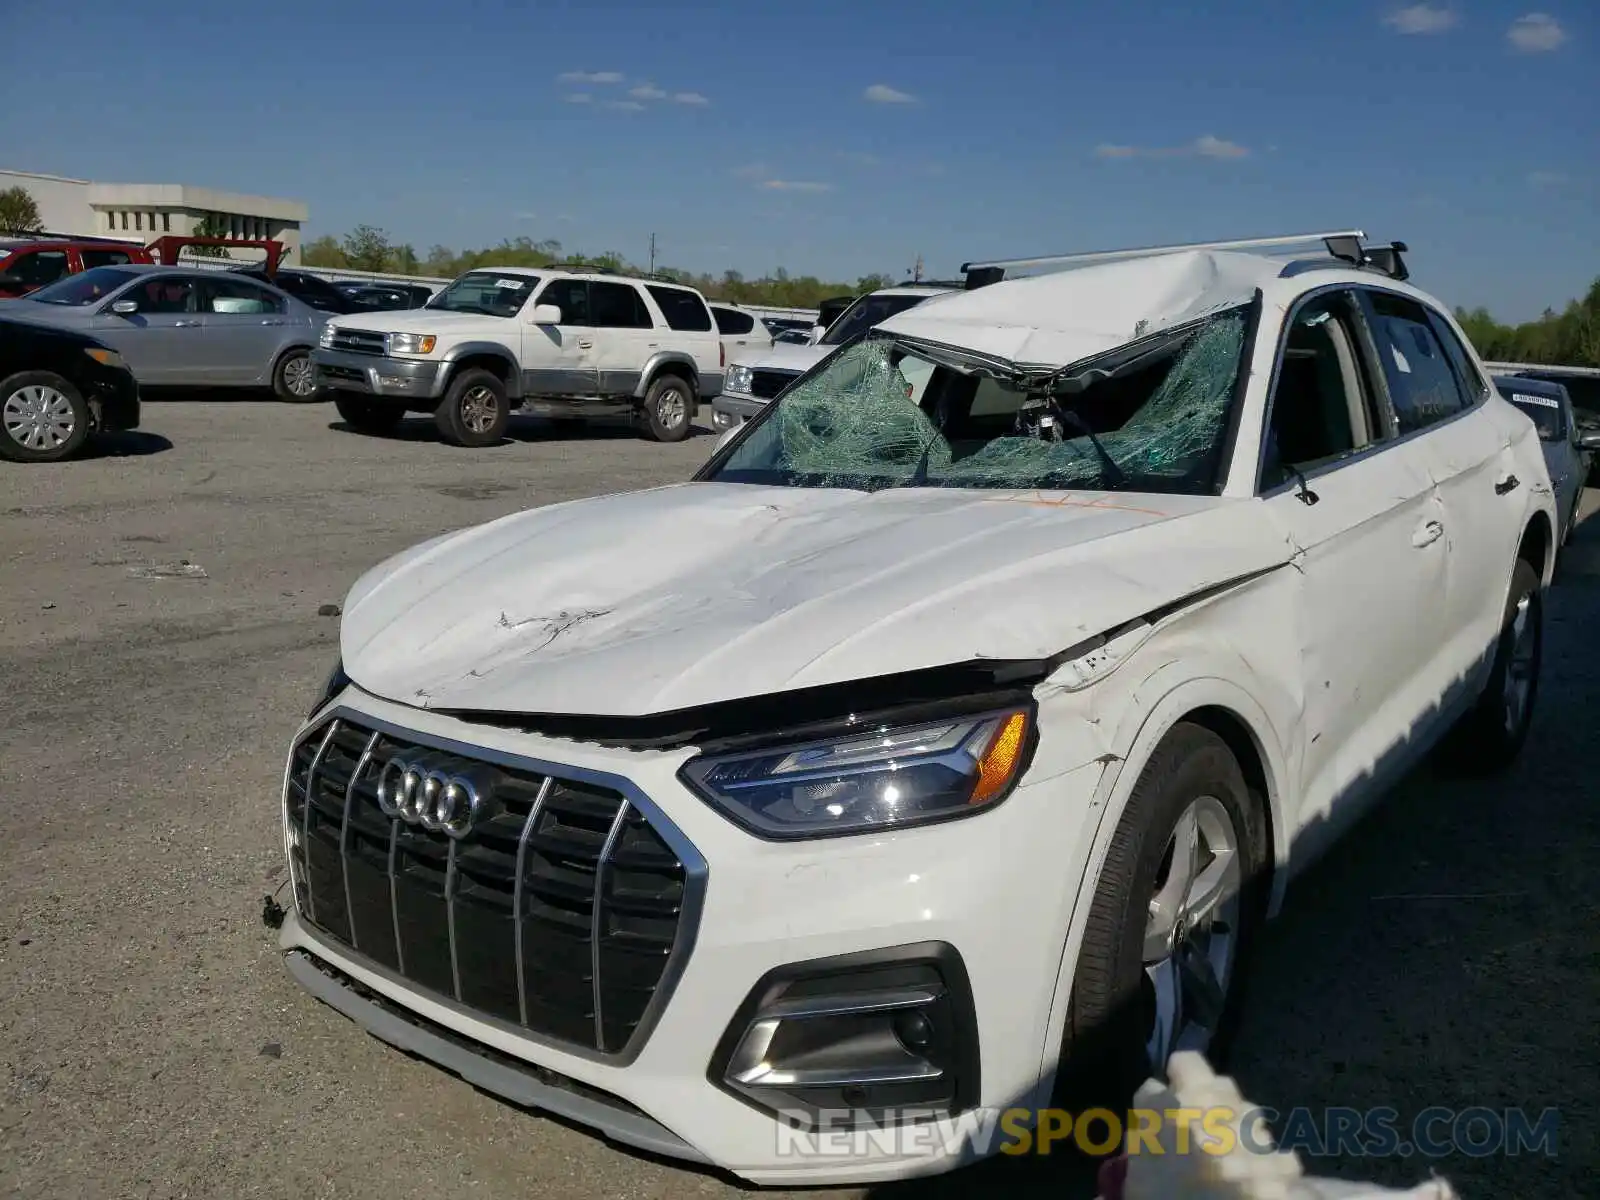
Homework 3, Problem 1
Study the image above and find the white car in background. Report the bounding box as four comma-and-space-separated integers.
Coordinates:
279, 231, 1554, 1186
711, 282, 960, 430
708, 302, 774, 364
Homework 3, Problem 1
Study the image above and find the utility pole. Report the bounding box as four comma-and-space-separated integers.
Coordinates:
648, 233, 656, 275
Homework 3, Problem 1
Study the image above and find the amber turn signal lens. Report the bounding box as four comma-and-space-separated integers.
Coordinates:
971, 711, 1030, 804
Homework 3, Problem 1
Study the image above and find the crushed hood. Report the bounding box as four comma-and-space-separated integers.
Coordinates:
341, 482, 1290, 718
879, 249, 1270, 367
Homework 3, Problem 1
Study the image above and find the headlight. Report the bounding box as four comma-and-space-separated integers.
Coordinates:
318, 324, 336, 349
83, 347, 126, 370
679, 706, 1034, 839
724, 364, 754, 395
309, 657, 350, 719
386, 332, 437, 355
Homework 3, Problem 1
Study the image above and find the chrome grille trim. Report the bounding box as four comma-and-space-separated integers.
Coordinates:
514, 777, 554, 1028
302, 720, 340, 926
341, 729, 382, 954
329, 328, 388, 355
592, 803, 630, 1053
283, 704, 707, 1066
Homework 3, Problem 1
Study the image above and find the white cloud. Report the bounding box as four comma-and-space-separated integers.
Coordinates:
628, 82, 668, 100
759, 179, 835, 193
562, 93, 593, 104
672, 91, 710, 106
605, 100, 646, 112
557, 70, 624, 84
1507, 13, 1567, 51
1382, 4, 1458, 35
864, 84, 916, 104
1094, 136, 1251, 160
1194, 134, 1250, 159
1528, 169, 1568, 188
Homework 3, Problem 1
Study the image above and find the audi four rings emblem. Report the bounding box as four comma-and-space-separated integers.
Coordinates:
376, 756, 483, 838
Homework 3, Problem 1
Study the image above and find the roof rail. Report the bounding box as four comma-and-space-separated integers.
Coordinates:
896, 278, 967, 290
543, 262, 683, 284
960, 230, 1370, 289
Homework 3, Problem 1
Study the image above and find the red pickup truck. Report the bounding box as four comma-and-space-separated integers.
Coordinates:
0, 234, 285, 298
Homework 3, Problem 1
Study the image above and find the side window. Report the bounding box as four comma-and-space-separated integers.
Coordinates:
8, 250, 70, 287
1363, 291, 1470, 434
202, 276, 285, 315
589, 281, 652, 329
126, 276, 199, 314
646, 285, 713, 332
81, 249, 134, 269
1259, 290, 1384, 490
713, 307, 755, 335
538, 279, 590, 326
1424, 306, 1490, 406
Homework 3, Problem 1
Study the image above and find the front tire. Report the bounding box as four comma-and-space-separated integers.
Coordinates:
642, 373, 694, 442
272, 348, 319, 402
1055, 723, 1266, 1110
333, 393, 403, 436
0, 371, 92, 463
435, 369, 510, 447
1442, 558, 1542, 774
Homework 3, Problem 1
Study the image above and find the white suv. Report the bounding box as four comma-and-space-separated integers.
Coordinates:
711, 282, 960, 430
279, 233, 1553, 1185
312, 268, 724, 445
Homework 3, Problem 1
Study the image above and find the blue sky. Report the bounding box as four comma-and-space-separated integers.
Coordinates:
2, 0, 1593, 321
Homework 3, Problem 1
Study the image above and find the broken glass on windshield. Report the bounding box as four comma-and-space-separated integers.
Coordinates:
710, 306, 1251, 496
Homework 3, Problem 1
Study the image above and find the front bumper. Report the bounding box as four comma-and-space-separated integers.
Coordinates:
89, 369, 140, 432
279, 688, 1103, 1185
312, 349, 444, 400
711, 392, 766, 429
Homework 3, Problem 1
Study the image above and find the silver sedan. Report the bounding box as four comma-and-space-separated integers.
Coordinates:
1, 265, 331, 401
1494, 374, 1600, 549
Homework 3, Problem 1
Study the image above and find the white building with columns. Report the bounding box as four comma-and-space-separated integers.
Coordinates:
0, 168, 308, 264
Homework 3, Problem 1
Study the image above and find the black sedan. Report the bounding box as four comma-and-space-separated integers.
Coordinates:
0, 316, 140, 462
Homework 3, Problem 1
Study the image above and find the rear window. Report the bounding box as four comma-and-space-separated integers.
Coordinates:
647, 285, 712, 332
713, 307, 756, 335
1499, 385, 1566, 440
81, 249, 136, 269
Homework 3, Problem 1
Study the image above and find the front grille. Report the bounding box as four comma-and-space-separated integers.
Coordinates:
328, 328, 387, 355
284, 716, 698, 1057
749, 369, 798, 401
319, 364, 367, 384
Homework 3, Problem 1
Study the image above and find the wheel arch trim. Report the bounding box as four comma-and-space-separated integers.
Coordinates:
1028, 670, 1291, 1110
634, 352, 700, 400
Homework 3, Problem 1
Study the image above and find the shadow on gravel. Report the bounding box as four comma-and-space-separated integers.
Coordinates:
85, 431, 174, 458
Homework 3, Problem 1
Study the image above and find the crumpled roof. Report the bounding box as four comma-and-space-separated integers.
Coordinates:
876, 249, 1275, 367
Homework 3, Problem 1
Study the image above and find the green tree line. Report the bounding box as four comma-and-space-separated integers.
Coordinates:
1454, 277, 1600, 368
302, 225, 896, 309
308, 224, 1598, 361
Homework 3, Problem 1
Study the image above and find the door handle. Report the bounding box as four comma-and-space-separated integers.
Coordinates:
259, 319, 285, 326
578, 339, 593, 349
1495, 474, 1520, 495
173, 320, 201, 328
1412, 519, 1444, 548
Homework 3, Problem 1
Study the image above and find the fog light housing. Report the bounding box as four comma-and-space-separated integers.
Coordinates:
712, 410, 735, 430
710, 943, 978, 1130
376, 375, 416, 389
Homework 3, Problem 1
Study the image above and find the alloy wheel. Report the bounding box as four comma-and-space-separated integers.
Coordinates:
657, 387, 687, 430
460, 386, 499, 434
1141, 795, 1242, 1068
283, 355, 315, 397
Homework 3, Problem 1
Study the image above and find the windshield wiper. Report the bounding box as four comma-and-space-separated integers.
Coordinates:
1041, 403, 1128, 489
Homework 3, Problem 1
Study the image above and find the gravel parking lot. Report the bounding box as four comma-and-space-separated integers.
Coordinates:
2, 400, 1596, 1199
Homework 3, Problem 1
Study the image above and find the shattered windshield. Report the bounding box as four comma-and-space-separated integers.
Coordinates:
707, 306, 1251, 495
